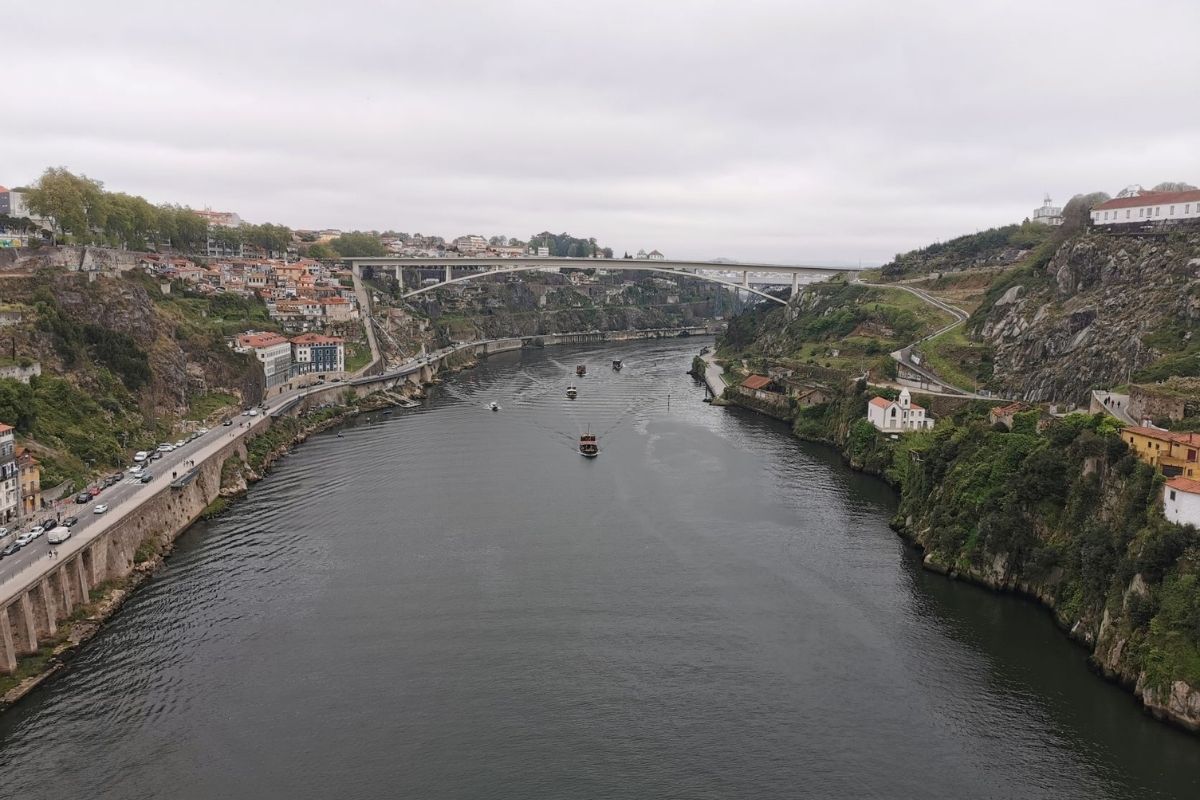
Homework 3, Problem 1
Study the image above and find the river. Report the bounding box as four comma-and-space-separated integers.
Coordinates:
1, 339, 1198, 799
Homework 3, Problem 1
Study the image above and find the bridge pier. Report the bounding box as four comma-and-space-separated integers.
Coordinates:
741, 270, 749, 288
0, 609, 16, 673
444, 264, 452, 283
792, 273, 799, 293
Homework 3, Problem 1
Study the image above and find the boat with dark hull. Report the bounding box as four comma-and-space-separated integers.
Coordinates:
579, 431, 599, 458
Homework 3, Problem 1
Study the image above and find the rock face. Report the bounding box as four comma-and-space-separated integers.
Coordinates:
976, 232, 1200, 403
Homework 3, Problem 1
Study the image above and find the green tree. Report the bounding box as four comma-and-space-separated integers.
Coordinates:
331, 231, 387, 257
24, 167, 109, 242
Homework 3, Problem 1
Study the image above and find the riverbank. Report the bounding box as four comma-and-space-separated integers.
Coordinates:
714, 374, 1200, 735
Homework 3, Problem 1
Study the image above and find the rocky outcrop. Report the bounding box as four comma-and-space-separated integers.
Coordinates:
976, 232, 1200, 403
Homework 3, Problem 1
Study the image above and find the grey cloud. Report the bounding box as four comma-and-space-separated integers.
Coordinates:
4, 0, 1199, 263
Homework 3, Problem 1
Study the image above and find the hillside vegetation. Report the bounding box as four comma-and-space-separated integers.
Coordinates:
0, 270, 264, 486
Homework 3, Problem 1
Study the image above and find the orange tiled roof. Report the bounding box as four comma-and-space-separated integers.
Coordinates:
1167, 477, 1200, 494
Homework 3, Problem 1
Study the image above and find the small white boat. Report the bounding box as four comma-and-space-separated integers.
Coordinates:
490, 402, 500, 411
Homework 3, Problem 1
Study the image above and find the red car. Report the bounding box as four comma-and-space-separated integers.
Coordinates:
88, 486, 102, 497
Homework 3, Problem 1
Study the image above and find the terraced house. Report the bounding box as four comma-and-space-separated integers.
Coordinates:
0, 423, 17, 525
290, 333, 345, 375
1122, 426, 1200, 479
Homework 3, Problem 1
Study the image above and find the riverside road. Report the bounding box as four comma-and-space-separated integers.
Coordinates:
2, 340, 1199, 800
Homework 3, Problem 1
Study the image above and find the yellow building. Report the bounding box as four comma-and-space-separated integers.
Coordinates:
17, 448, 40, 518
1122, 426, 1200, 479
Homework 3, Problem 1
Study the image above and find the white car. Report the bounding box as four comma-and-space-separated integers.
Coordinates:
133, 451, 149, 462
197, 427, 209, 435
157, 443, 174, 452
248, 409, 259, 417
93, 504, 109, 514
128, 464, 143, 473
174, 440, 186, 448
47, 529, 72, 545
28, 526, 45, 539
0, 526, 7, 537
14, 532, 34, 547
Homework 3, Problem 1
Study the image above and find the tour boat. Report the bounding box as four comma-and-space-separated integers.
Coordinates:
576, 365, 586, 376
566, 385, 578, 399
611, 359, 622, 371
579, 431, 599, 458
490, 402, 500, 412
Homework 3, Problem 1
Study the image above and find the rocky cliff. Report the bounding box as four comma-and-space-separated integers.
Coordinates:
972, 231, 1200, 403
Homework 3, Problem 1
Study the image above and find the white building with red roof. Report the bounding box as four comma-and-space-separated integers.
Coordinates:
867, 389, 933, 432
235, 332, 292, 389
1164, 477, 1200, 528
1090, 187, 1200, 226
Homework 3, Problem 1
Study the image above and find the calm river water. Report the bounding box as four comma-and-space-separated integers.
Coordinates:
1, 339, 1198, 799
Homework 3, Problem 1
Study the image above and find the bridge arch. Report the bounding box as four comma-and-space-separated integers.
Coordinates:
363, 263, 789, 305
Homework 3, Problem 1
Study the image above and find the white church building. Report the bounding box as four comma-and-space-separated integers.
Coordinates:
867, 389, 934, 432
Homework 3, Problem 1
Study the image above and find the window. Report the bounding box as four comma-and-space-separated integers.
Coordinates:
890, 408, 896, 417
1157, 207, 1162, 216
1171, 490, 1177, 501
1170, 205, 1175, 215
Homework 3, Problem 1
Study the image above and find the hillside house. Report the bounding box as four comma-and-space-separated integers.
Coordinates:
1164, 478, 1200, 528
1031, 195, 1063, 226
867, 389, 933, 432
1123, 426, 1200, 479
1090, 188, 1200, 226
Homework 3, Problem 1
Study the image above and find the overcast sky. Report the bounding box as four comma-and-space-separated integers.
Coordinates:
5, 0, 1199, 264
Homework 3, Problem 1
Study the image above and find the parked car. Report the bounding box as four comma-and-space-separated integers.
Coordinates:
197, 427, 209, 435
47, 528, 72, 545
62, 516, 79, 527
93, 504, 109, 514
139, 473, 154, 484
0, 542, 19, 557
174, 440, 186, 447
103, 475, 119, 487
15, 533, 34, 547
43, 519, 57, 532
88, 486, 102, 497
133, 451, 149, 462
0, 526, 8, 538
28, 526, 44, 538
150, 451, 163, 460
76, 492, 93, 504
110, 473, 124, 483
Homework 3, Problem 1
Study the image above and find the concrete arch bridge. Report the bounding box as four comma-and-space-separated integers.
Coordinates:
345, 256, 860, 306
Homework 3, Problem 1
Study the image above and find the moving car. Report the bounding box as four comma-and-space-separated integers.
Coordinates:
247, 409, 259, 417
223, 419, 234, 426
62, 516, 79, 527
139, 473, 154, 483
93, 504, 109, 514
0, 526, 7, 538
43, 519, 57, 532
47, 528, 72, 545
